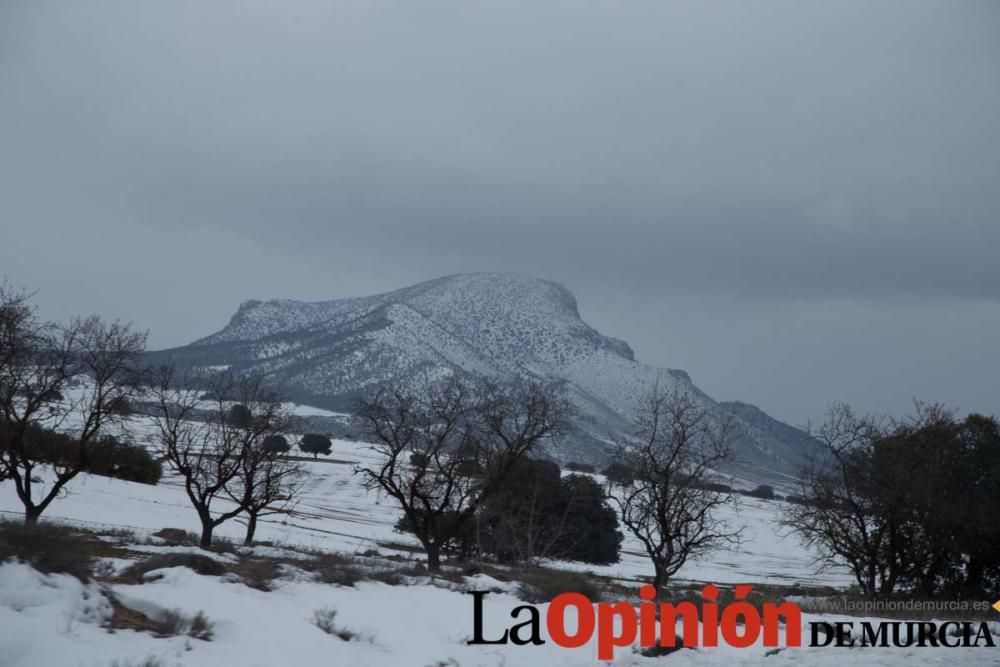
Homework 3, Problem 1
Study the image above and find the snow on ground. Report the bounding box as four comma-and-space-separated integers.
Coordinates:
0, 428, 852, 589
280, 402, 352, 419
29, 383, 848, 585
1, 558, 995, 667
2, 406, 994, 665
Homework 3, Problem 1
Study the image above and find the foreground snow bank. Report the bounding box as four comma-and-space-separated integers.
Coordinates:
2, 559, 996, 667
0, 562, 112, 665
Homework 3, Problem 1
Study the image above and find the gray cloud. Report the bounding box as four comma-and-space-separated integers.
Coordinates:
2, 0, 998, 424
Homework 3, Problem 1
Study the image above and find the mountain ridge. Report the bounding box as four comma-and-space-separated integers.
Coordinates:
152, 273, 817, 481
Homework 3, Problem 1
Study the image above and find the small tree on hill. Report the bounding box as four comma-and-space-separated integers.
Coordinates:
300, 433, 332, 458
227, 404, 253, 429
603, 461, 635, 486
262, 434, 291, 454
747, 484, 775, 500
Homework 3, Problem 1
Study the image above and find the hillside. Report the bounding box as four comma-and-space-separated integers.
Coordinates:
151, 273, 818, 480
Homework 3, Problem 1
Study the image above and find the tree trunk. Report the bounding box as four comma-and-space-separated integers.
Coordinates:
24, 506, 41, 525
244, 513, 258, 546
652, 565, 666, 596
426, 542, 442, 571
200, 521, 214, 549
866, 566, 878, 598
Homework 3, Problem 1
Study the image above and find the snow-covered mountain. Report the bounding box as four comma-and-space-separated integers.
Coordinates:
151, 273, 817, 479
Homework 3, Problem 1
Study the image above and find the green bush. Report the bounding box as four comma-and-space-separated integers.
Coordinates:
227, 404, 253, 428
300, 433, 332, 458
745, 484, 776, 500
262, 435, 291, 454
476, 459, 622, 565
603, 462, 635, 486
9, 424, 161, 485
88, 436, 162, 485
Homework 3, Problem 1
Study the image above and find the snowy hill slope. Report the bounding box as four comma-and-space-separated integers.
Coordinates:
150, 273, 818, 479
0, 389, 849, 588
2, 404, 985, 667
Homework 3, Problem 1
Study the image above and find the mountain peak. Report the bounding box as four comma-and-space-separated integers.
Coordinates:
154, 274, 816, 478
202, 272, 634, 362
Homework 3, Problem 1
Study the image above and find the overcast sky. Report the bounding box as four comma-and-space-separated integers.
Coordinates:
2, 1, 998, 426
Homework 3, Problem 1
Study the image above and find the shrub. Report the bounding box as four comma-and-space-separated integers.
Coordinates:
313, 607, 356, 641
455, 458, 484, 478
231, 557, 283, 591
151, 528, 193, 545
87, 436, 162, 485
262, 435, 291, 454
302, 552, 363, 587
565, 462, 596, 473
157, 609, 188, 637
155, 609, 214, 640
10, 425, 160, 485
108, 658, 172, 667
693, 480, 733, 493
639, 642, 686, 657
477, 462, 622, 565
557, 475, 623, 565
19, 422, 78, 465
366, 568, 405, 586
227, 404, 253, 428
516, 567, 602, 603
188, 611, 215, 641
603, 462, 634, 486
0, 520, 95, 581
745, 484, 776, 500
123, 553, 228, 581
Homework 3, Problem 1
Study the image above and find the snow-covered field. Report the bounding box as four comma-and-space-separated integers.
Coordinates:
1, 408, 996, 666
0, 433, 850, 589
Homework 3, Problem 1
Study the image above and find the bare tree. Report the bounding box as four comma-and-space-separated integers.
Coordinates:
149, 367, 291, 548
0, 283, 146, 523
607, 387, 742, 594
355, 378, 564, 571
783, 403, 904, 598
228, 436, 305, 545
473, 380, 566, 499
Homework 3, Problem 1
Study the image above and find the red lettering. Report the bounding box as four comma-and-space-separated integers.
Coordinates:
547, 593, 595, 648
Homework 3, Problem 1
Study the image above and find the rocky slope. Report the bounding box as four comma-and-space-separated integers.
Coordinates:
151, 273, 817, 481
